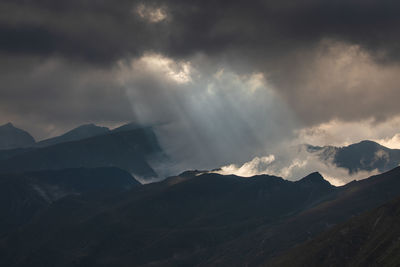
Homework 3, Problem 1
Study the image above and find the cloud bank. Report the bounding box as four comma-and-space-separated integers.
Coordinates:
215, 145, 381, 186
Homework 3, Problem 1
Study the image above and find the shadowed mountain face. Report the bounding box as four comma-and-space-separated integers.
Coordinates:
35, 124, 110, 148
0, 167, 140, 237
0, 172, 334, 267
0, 123, 35, 150
1, 167, 400, 267
269, 196, 400, 267
307, 140, 400, 174
0, 126, 164, 179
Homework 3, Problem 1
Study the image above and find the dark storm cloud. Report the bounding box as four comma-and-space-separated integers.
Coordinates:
2, 0, 400, 64
1, 0, 400, 157
0, 55, 134, 138
0, 0, 169, 63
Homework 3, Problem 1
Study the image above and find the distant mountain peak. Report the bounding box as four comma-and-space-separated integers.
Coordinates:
36, 123, 110, 147
0, 122, 35, 149
1, 122, 14, 128
66, 123, 109, 132
297, 172, 331, 186
306, 139, 400, 175
352, 139, 381, 148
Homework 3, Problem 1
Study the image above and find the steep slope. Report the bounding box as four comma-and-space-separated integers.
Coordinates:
0, 127, 163, 178
0, 172, 336, 267
2, 167, 400, 267
0, 167, 140, 237
199, 166, 400, 266
35, 124, 110, 147
269, 196, 400, 267
0, 123, 35, 150
307, 140, 400, 174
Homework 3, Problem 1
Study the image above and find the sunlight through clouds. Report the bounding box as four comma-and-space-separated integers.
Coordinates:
135, 4, 167, 23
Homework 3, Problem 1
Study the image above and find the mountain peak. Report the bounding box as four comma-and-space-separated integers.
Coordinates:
36, 123, 110, 147
2, 122, 13, 127
66, 123, 109, 135
353, 140, 381, 148
0, 123, 35, 149
297, 172, 331, 186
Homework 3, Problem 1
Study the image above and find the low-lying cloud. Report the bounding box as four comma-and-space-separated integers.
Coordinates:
215, 145, 381, 186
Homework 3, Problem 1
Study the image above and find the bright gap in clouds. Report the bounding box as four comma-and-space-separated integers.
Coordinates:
116, 52, 298, 176
135, 4, 167, 23
116, 51, 400, 184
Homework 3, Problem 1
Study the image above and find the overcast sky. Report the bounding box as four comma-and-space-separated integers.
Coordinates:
1, 0, 400, 172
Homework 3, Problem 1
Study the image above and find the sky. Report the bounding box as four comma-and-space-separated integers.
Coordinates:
1, 0, 400, 180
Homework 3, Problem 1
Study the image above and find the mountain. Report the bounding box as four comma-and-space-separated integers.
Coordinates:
307, 140, 400, 174
0, 126, 163, 178
0, 171, 336, 267
200, 166, 400, 266
0, 167, 140, 237
2, 166, 400, 267
35, 123, 110, 147
269, 196, 400, 267
0, 123, 35, 150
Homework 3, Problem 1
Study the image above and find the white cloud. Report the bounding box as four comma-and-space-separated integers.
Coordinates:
216, 155, 275, 177
375, 133, 400, 149
118, 53, 192, 85
135, 4, 167, 23
214, 145, 380, 186
296, 116, 400, 148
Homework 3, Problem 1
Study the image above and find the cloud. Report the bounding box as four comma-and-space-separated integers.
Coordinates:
216, 155, 276, 177
296, 116, 400, 148
116, 53, 298, 173
270, 40, 400, 125
215, 145, 380, 186
0, 55, 133, 139
375, 134, 400, 149
1, 0, 400, 177
135, 4, 167, 23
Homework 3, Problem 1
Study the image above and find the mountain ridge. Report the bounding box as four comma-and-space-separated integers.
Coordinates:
35, 123, 110, 147
306, 139, 400, 175
3, 166, 400, 266
0, 126, 164, 178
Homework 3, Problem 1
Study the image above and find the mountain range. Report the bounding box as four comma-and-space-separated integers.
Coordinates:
1, 123, 400, 266
1, 166, 400, 266
0, 123, 164, 179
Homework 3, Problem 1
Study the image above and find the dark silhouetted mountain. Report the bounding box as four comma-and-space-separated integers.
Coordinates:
307, 140, 400, 174
0, 147, 34, 161
0, 171, 335, 267
0, 127, 163, 178
0, 167, 140, 237
0, 123, 35, 150
269, 196, 400, 267
2, 167, 400, 266
210, 166, 400, 266
35, 123, 110, 147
